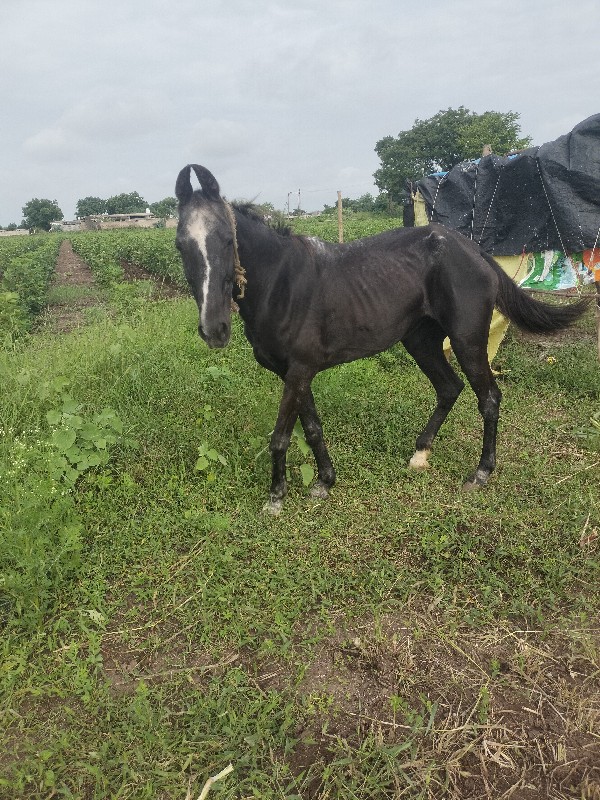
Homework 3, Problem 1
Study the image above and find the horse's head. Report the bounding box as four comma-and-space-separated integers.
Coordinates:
175, 164, 235, 348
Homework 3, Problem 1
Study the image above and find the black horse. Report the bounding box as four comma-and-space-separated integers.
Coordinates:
175, 164, 588, 514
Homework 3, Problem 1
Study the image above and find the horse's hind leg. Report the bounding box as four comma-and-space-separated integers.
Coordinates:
450, 339, 502, 490
299, 390, 336, 499
402, 319, 465, 471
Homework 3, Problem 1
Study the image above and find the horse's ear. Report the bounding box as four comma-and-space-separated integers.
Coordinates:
175, 165, 193, 205
190, 164, 221, 201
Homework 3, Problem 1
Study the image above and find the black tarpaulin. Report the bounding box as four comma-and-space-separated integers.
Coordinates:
416, 114, 600, 256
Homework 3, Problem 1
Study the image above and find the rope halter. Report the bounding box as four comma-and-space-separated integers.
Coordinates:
223, 201, 247, 307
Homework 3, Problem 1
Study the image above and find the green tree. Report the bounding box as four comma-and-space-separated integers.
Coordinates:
458, 111, 529, 157
21, 198, 63, 231
105, 192, 147, 215
374, 107, 531, 202
149, 197, 177, 218
76, 196, 107, 217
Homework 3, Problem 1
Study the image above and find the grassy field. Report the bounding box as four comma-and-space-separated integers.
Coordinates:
0, 230, 599, 798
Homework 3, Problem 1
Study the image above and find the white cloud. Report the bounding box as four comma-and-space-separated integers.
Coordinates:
22, 90, 172, 162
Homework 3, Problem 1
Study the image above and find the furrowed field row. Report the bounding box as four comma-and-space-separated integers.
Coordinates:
68, 229, 186, 287
67, 213, 402, 287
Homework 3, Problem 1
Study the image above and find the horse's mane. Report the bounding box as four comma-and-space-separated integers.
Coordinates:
232, 201, 294, 238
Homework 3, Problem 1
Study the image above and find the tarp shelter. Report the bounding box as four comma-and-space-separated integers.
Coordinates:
413, 115, 600, 361
416, 114, 600, 258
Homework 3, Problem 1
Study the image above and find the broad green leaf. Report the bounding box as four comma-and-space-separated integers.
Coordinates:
296, 437, 311, 457
52, 428, 77, 452
65, 445, 82, 464
46, 410, 62, 426
62, 396, 81, 414
300, 463, 315, 487
79, 423, 101, 440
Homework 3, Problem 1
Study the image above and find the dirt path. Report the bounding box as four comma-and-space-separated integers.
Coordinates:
54, 239, 96, 287
41, 240, 185, 333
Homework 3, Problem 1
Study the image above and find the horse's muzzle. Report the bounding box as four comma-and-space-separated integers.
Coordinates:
198, 321, 230, 349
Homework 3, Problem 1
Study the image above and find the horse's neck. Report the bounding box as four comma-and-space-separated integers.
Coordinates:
236, 214, 297, 287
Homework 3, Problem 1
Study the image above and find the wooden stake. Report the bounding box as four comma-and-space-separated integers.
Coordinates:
337, 191, 343, 243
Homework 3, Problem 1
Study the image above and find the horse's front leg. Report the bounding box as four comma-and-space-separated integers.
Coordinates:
299, 390, 335, 499
265, 368, 314, 515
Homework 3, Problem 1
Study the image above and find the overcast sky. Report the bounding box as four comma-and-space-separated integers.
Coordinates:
1, 0, 599, 225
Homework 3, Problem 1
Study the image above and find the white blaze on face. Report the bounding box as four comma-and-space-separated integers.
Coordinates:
188, 208, 216, 332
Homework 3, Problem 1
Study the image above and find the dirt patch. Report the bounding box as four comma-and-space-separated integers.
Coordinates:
54, 239, 96, 287
277, 611, 600, 798
97, 596, 600, 798
39, 240, 104, 333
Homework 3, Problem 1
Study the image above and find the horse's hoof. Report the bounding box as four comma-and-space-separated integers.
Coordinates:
408, 449, 431, 471
461, 471, 489, 492
310, 481, 330, 500
263, 498, 284, 515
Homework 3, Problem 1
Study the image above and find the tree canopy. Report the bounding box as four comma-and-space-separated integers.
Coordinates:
104, 192, 147, 215
374, 107, 532, 202
76, 197, 107, 217
21, 198, 63, 231
149, 197, 178, 218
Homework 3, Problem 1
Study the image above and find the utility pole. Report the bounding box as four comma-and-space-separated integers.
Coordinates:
337, 191, 343, 243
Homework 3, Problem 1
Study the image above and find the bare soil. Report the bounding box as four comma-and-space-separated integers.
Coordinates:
98, 601, 600, 799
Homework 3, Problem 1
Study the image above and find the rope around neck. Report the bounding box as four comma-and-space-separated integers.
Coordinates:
223, 201, 247, 303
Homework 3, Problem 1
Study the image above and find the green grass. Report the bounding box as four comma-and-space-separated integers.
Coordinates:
0, 297, 598, 798
45, 284, 106, 305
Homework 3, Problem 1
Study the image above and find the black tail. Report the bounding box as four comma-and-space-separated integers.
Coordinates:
481, 251, 591, 333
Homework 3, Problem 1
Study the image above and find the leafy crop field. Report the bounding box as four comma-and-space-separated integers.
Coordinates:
291, 212, 402, 241
0, 223, 599, 798
0, 235, 63, 339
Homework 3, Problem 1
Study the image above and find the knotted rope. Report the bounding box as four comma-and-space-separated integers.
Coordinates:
223, 202, 247, 309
